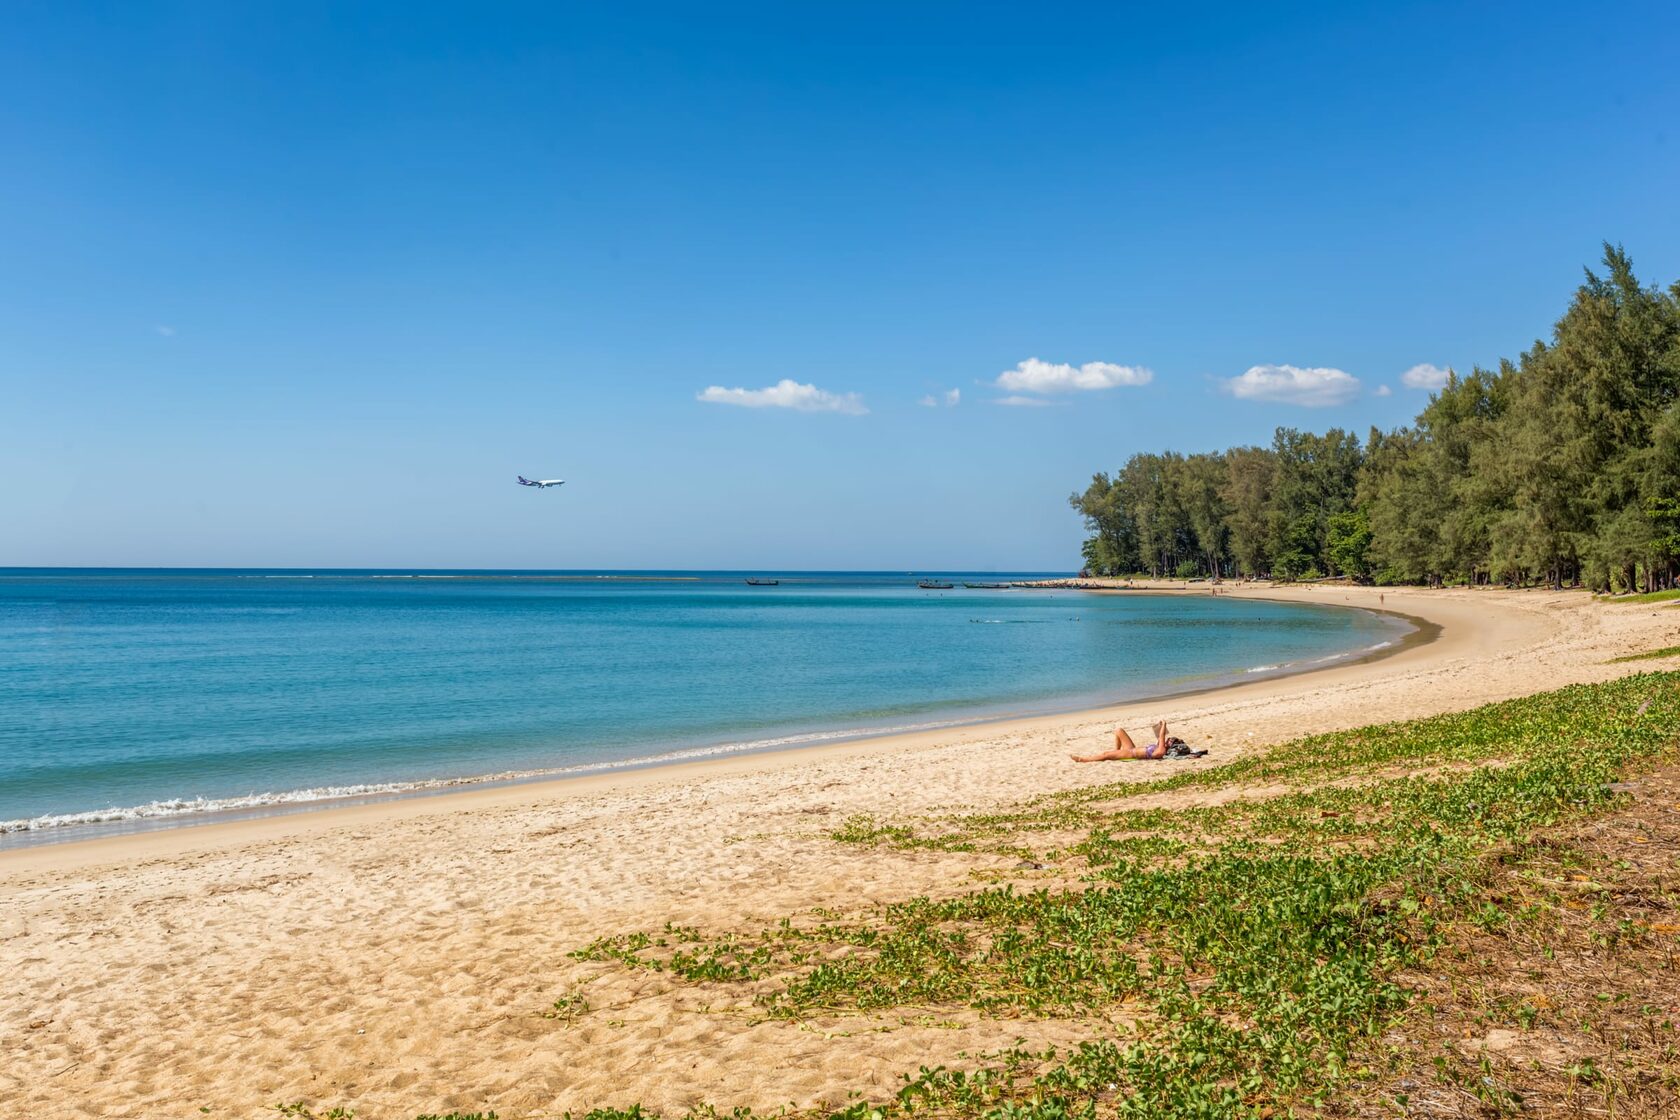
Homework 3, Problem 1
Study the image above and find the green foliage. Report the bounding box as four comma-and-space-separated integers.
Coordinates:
1604, 588, 1680, 604
1268, 427, 1362, 578
1223, 446, 1275, 576
1069, 472, 1139, 576
1327, 508, 1373, 579
1075, 246, 1680, 589
541, 989, 592, 1022
1648, 496, 1680, 557
559, 673, 1680, 1120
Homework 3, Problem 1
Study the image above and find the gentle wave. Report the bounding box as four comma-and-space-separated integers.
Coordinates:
1246, 638, 1395, 676
2, 576, 1415, 840
0, 717, 972, 834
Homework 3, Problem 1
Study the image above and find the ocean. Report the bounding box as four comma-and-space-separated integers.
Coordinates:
0, 570, 1410, 841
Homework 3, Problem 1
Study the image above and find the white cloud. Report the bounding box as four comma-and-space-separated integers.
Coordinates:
1400, 363, 1450, 390
994, 357, 1152, 394
994, 394, 1057, 407
918, 388, 962, 408
945, 388, 960, 407
919, 394, 938, 407
1373, 384, 1393, 397
697, 379, 867, 415
1222, 364, 1361, 407
154, 325, 175, 337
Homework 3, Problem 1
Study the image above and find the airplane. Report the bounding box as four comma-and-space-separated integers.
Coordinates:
517, 475, 566, 489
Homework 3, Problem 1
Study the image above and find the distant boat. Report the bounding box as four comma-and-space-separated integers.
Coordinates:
917, 579, 955, 590
745, 578, 780, 586
963, 582, 1010, 589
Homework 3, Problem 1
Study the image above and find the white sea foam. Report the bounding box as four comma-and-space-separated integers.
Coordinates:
4, 611, 1417, 838
1239, 635, 1398, 680
0, 717, 972, 835
1, 785, 427, 834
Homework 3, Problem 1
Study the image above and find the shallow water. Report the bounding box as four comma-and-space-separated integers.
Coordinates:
0, 569, 1408, 834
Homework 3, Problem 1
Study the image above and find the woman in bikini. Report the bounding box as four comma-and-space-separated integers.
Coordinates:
1070, 719, 1170, 763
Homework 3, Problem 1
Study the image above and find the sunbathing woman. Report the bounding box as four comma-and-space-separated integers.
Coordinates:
1070, 719, 1170, 762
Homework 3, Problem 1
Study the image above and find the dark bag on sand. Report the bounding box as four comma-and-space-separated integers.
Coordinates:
1162, 737, 1208, 760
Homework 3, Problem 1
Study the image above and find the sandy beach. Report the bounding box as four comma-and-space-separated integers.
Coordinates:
3, 585, 1677, 1118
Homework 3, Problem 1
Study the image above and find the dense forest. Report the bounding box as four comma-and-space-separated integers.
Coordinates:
1070, 246, 1680, 591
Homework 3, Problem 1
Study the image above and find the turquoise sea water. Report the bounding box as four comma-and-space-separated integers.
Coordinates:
0, 570, 1409, 839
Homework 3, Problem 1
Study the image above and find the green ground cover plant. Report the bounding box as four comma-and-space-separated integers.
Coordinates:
1603, 589, 1680, 605
1337, 761, 1680, 1116
558, 674, 1680, 1119
280, 673, 1680, 1119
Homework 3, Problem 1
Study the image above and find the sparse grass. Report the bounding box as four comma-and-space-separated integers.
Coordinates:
554, 673, 1680, 1119
1601, 588, 1680, 604
541, 989, 593, 1023
1611, 644, 1680, 663
1335, 763, 1680, 1117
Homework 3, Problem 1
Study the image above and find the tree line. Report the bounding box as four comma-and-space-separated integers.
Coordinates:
1070, 245, 1680, 591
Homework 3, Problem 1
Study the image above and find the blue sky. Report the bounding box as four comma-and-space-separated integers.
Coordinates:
4, 2, 1677, 569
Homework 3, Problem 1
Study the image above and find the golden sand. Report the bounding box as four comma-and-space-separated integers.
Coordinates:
3, 586, 1676, 1117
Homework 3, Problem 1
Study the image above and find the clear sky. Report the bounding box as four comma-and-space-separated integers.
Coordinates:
4, 2, 1677, 570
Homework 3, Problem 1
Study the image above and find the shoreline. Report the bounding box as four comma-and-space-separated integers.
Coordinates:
0, 591, 1423, 855
8, 585, 1679, 1116
0, 588, 1471, 878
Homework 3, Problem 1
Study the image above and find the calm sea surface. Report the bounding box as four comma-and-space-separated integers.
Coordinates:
0, 570, 1409, 839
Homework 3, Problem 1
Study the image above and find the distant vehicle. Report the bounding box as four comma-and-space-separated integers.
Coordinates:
517, 476, 566, 489
918, 579, 956, 590
744, 578, 780, 586
963, 582, 1010, 589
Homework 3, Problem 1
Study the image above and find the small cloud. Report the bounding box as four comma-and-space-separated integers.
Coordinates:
697, 379, 867, 415
1222, 364, 1361, 407
1400, 363, 1450, 390
919, 394, 938, 408
920, 388, 962, 408
154, 325, 176, 337
1374, 384, 1393, 397
994, 357, 1152, 394
944, 388, 960, 407
994, 395, 1057, 407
